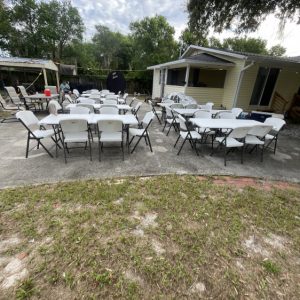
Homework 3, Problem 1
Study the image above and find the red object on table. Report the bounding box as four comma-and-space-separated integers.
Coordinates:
44, 89, 51, 96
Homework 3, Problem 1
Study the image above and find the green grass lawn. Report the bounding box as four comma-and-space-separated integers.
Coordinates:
0, 176, 299, 299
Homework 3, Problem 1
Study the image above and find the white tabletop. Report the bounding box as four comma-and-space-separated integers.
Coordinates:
173, 108, 199, 116
66, 103, 132, 111
27, 93, 59, 99
39, 114, 138, 126
190, 118, 261, 129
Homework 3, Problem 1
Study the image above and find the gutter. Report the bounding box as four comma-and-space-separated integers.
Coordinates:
232, 61, 255, 108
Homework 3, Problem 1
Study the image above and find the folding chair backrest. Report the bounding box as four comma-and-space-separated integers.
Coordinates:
193, 110, 212, 118
103, 99, 118, 105
72, 89, 80, 97
77, 103, 95, 113
142, 111, 154, 127
185, 103, 198, 109
231, 108, 243, 118
5, 86, 21, 104
123, 93, 128, 99
170, 103, 184, 109
229, 126, 250, 139
60, 119, 88, 133
89, 94, 101, 100
134, 102, 142, 111
99, 106, 118, 114
178, 114, 188, 131
16, 110, 39, 127
106, 95, 118, 100
217, 112, 236, 119
17, 86, 29, 97
247, 125, 273, 138
264, 117, 286, 132
97, 119, 123, 133
79, 98, 95, 104
64, 94, 74, 103
91, 89, 99, 93
70, 106, 90, 114
165, 106, 173, 118
48, 100, 62, 115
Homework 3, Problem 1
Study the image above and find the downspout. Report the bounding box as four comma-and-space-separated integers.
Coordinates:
232, 61, 255, 108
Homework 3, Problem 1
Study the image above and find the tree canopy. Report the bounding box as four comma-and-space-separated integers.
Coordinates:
187, 0, 300, 34
0, 0, 83, 60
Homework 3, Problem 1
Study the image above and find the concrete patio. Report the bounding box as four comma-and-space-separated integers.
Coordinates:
1, 101, 300, 188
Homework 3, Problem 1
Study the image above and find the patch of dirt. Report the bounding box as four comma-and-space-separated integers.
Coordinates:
151, 239, 166, 256
243, 235, 270, 257
188, 282, 206, 295
124, 270, 144, 286
263, 233, 287, 251
113, 197, 124, 205
0, 236, 21, 253
140, 213, 158, 228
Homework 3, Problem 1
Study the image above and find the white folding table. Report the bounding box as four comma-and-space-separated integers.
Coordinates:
65, 103, 132, 113
189, 118, 261, 129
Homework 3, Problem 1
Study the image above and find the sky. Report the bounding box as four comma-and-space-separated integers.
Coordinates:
72, 0, 300, 57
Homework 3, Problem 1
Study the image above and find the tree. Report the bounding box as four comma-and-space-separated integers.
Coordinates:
269, 45, 286, 57
179, 28, 208, 54
187, 0, 300, 34
222, 37, 269, 55
1, 0, 83, 60
129, 15, 178, 69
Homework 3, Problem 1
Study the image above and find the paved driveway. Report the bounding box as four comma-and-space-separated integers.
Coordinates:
1, 102, 300, 188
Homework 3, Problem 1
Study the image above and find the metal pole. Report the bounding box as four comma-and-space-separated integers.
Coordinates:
42, 68, 48, 86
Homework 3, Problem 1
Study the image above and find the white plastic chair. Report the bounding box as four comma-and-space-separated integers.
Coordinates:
59, 118, 92, 163
72, 89, 80, 98
132, 102, 142, 119
102, 99, 118, 105
231, 108, 243, 118
99, 106, 118, 114
193, 110, 215, 142
149, 100, 162, 124
185, 103, 198, 109
163, 106, 180, 136
48, 100, 62, 115
79, 98, 96, 105
129, 112, 154, 153
263, 117, 286, 154
216, 112, 236, 119
97, 119, 124, 161
212, 126, 250, 166
70, 106, 90, 114
170, 103, 184, 109
245, 125, 273, 161
16, 111, 58, 158
174, 115, 202, 156
77, 103, 95, 113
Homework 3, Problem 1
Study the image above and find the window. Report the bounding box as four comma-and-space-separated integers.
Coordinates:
188, 68, 226, 88
250, 67, 280, 106
166, 68, 186, 86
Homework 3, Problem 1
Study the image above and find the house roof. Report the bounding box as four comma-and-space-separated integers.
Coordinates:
182, 45, 300, 67
147, 53, 235, 70
0, 57, 58, 71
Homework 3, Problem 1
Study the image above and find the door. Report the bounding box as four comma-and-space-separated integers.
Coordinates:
250, 67, 280, 107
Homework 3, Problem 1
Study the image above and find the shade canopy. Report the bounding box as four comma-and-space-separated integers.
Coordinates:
0, 57, 58, 71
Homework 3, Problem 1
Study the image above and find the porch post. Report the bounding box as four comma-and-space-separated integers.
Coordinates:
55, 71, 60, 91
42, 68, 48, 86
184, 65, 190, 94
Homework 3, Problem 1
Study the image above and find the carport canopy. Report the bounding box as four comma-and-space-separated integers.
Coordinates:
0, 57, 59, 88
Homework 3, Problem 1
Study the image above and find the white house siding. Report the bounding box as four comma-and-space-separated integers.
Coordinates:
221, 60, 245, 109
152, 69, 161, 98
236, 64, 260, 110
185, 87, 224, 106
164, 85, 185, 96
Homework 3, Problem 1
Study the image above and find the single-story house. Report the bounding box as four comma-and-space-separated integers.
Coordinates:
147, 45, 300, 112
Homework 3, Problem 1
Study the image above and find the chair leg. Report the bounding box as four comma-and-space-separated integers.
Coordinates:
162, 121, 167, 132
174, 135, 180, 148
177, 137, 187, 155
63, 142, 67, 164
274, 137, 278, 154
88, 138, 92, 161
131, 135, 143, 153
146, 132, 153, 152
261, 145, 264, 162
241, 145, 244, 164
25, 134, 30, 158
121, 141, 124, 160
98, 140, 101, 162
38, 140, 53, 158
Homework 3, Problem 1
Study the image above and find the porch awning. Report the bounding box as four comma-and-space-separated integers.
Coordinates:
0, 57, 58, 71
147, 53, 235, 70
